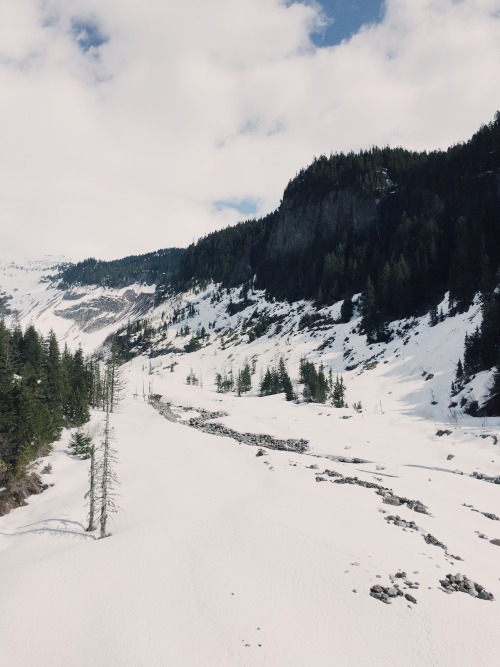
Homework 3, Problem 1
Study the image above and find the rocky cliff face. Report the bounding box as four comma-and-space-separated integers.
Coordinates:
54, 290, 154, 333
264, 189, 379, 259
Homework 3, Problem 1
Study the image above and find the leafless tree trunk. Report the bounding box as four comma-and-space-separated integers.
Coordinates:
86, 346, 121, 538
96, 357, 120, 538
85, 441, 96, 532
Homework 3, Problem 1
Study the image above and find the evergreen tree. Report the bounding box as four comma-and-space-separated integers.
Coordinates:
236, 363, 252, 396
332, 375, 347, 408
44, 331, 64, 436
299, 357, 330, 403
340, 296, 353, 323
278, 357, 294, 401
0, 323, 92, 487
463, 329, 482, 379
451, 359, 465, 395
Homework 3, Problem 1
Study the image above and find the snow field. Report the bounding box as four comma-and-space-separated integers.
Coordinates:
0, 262, 499, 665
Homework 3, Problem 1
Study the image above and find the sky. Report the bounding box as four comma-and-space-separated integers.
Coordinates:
1, 0, 500, 262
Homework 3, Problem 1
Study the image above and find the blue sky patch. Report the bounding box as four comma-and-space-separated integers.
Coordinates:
71, 19, 108, 52
215, 199, 258, 217
314, 0, 385, 46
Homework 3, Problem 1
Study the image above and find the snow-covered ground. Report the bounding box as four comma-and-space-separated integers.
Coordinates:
1, 262, 499, 666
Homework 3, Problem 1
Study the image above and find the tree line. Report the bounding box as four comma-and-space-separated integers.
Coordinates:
212, 356, 352, 408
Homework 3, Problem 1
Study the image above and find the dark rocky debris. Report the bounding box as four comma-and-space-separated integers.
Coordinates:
439, 573, 495, 600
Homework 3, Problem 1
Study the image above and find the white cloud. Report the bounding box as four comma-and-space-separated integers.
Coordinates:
0, 0, 500, 261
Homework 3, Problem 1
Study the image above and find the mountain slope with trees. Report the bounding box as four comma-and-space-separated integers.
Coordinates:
173, 112, 500, 320
60, 248, 183, 290
56, 112, 500, 411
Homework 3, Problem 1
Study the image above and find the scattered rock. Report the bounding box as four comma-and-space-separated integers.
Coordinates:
471, 471, 500, 485
329, 456, 368, 464
322, 469, 343, 478
424, 533, 447, 550
152, 400, 309, 453
489, 539, 500, 546
379, 491, 429, 514
335, 476, 386, 490
405, 594, 417, 604
436, 429, 452, 437
439, 573, 495, 601
385, 515, 418, 530
370, 576, 417, 605
383, 495, 401, 506
465, 504, 500, 521
447, 454, 455, 461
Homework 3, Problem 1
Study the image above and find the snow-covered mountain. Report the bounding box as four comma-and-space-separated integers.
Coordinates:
0, 257, 156, 350
1, 258, 499, 666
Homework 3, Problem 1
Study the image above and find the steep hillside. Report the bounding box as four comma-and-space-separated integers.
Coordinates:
56, 114, 500, 326
172, 113, 500, 317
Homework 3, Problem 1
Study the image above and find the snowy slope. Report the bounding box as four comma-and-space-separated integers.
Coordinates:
1, 265, 499, 666
0, 257, 155, 350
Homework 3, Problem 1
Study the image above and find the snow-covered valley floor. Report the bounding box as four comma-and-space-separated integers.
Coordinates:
1, 356, 500, 666
1, 261, 500, 665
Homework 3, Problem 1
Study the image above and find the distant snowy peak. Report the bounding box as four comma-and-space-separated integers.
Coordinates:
0, 258, 156, 351
0, 255, 71, 273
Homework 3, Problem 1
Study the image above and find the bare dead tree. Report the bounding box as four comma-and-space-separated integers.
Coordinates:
85, 439, 97, 532
85, 346, 122, 538
95, 404, 120, 539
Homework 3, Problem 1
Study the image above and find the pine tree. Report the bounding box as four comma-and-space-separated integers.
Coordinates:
44, 331, 64, 437
332, 375, 347, 408
236, 363, 252, 396
278, 357, 294, 401
1, 323, 92, 487
451, 359, 465, 395
463, 329, 482, 379
103, 347, 125, 413
340, 296, 353, 323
